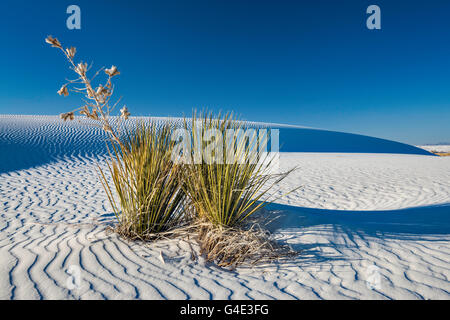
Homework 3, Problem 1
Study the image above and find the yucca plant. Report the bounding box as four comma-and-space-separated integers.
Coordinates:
99, 121, 188, 239
45, 35, 130, 146
181, 112, 297, 267
183, 112, 291, 229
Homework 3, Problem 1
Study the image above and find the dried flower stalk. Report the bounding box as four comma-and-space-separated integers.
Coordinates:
45, 35, 130, 146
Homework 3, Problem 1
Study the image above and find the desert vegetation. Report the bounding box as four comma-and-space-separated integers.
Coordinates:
45, 35, 129, 146
99, 122, 189, 240
181, 113, 297, 267
46, 36, 297, 268
432, 152, 450, 157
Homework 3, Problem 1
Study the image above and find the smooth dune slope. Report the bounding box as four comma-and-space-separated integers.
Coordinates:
0, 115, 449, 300
274, 127, 432, 154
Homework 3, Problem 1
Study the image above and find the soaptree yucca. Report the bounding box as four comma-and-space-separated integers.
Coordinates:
183, 112, 292, 228
45, 35, 129, 146
99, 121, 188, 239
181, 112, 297, 267
46, 35, 187, 238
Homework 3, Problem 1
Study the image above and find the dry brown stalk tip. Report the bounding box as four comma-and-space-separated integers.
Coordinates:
45, 35, 130, 145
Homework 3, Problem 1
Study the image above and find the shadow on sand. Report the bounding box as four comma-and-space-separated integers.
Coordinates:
266, 202, 450, 238
263, 202, 450, 266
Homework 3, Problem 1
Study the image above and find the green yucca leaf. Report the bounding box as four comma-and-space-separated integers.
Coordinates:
98, 120, 188, 238
182, 112, 296, 228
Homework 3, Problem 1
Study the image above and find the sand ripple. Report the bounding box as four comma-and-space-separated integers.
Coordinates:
0, 116, 449, 299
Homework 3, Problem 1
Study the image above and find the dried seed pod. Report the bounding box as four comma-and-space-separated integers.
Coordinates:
75, 62, 88, 77
57, 85, 69, 97
65, 47, 76, 59
45, 36, 62, 48
120, 106, 130, 120
60, 112, 75, 121
105, 65, 120, 77
80, 105, 90, 117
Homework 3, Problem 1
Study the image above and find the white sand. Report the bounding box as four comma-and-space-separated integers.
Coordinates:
0, 115, 449, 299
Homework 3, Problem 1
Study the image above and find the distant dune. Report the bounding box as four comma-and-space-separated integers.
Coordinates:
0, 115, 432, 173
273, 126, 432, 154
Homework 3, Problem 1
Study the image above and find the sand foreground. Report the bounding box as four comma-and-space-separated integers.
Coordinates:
0, 116, 449, 299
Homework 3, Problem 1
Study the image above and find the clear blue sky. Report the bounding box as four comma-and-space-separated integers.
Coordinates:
0, 0, 449, 144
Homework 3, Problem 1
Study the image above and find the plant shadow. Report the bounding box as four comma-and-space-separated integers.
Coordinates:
265, 202, 450, 239
247, 202, 450, 268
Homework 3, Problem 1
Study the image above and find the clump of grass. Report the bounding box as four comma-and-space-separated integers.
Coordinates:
197, 219, 297, 269
183, 112, 294, 228
181, 112, 298, 267
432, 152, 450, 157
46, 35, 191, 240
46, 35, 299, 266
99, 121, 189, 240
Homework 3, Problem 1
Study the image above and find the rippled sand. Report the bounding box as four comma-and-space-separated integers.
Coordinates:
0, 115, 449, 299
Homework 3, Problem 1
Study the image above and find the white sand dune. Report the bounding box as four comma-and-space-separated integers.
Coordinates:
0, 115, 449, 300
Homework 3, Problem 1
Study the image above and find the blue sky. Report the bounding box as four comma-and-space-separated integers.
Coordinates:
0, 0, 449, 144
